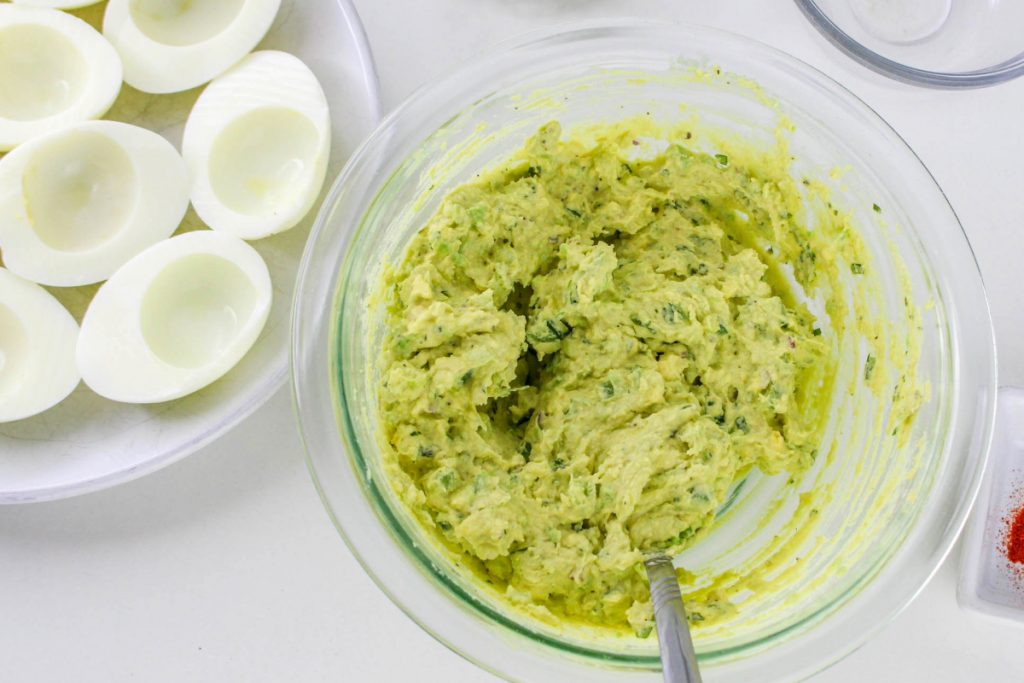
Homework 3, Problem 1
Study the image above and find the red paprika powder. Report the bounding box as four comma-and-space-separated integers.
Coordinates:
1006, 501, 1024, 567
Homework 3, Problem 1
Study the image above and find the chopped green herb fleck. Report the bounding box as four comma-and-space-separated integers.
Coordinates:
714, 153, 729, 166
661, 303, 689, 324
864, 353, 877, 381
600, 380, 615, 399
872, 203, 881, 213
851, 263, 865, 275
690, 488, 711, 503
630, 315, 657, 335
545, 318, 572, 340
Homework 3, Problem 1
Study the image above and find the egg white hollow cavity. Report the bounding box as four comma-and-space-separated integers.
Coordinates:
183, 50, 331, 241
103, 0, 282, 94
76, 231, 272, 404
0, 268, 80, 423
0, 121, 190, 287
0, 6, 122, 151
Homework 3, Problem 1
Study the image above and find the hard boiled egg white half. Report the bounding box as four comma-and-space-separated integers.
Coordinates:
183, 50, 330, 241
0, 121, 189, 287
0, 268, 80, 423
103, 0, 281, 94
0, 5, 122, 151
77, 231, 272, 404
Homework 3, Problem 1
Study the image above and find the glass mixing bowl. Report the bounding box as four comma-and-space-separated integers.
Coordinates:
796, 0, 1024, 87
292, 22, 996, 682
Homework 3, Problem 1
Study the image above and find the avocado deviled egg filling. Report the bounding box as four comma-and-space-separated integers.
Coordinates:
375, 119, 888, 637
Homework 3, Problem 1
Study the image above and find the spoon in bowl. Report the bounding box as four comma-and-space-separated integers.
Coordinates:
644, 552, 703, 683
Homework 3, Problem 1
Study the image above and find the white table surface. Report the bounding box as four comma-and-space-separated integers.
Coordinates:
3, 1, 1024, 681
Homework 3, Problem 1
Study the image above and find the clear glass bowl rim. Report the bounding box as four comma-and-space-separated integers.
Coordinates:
794, 0, 1024, 88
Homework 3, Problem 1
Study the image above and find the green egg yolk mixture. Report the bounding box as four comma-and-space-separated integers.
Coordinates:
376, 121, 833, 636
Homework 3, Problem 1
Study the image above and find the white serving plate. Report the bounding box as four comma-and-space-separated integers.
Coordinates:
0, 0, 381, 503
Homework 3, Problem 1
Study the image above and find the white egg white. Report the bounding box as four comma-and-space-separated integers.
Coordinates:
11, 1, 104, 9
0, 121, 190, 287
183, 50, 331, 241
0, 6, 122, 151
103, 0, 281, 94
77, 231, 272, 404
0, 268, 80, 423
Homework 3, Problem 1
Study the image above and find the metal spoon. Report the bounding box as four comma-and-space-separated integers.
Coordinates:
644, 552, 703, 683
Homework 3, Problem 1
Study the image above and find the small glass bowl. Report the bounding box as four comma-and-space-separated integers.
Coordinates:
796, 0, 1024, 87
292, 21, 997, 682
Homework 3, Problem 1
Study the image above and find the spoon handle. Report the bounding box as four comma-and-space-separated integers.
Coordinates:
644, 554, 703, 683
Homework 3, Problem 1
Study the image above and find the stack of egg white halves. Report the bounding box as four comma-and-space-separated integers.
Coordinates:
0, 0, 331, 422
